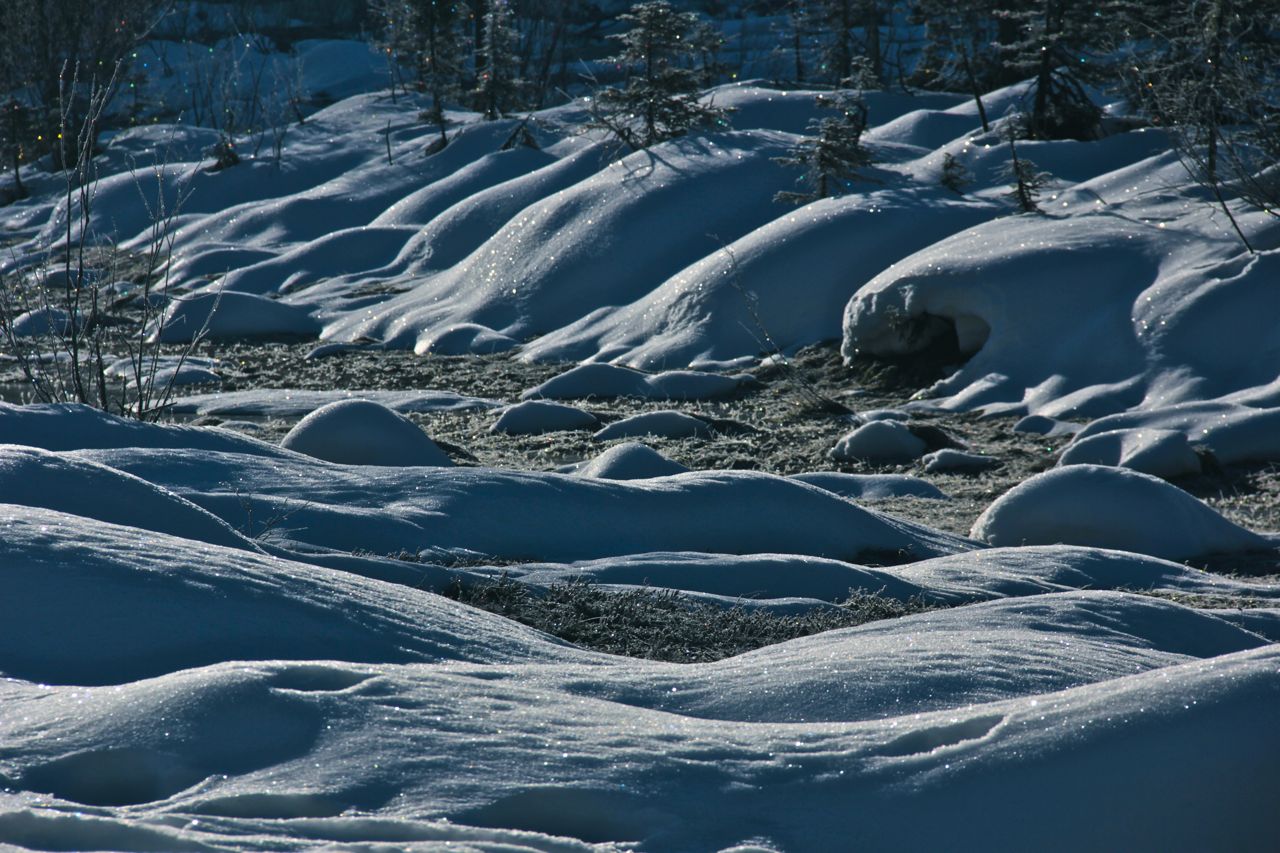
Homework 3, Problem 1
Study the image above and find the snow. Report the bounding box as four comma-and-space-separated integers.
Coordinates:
972, 464, 1274, 561
831, 419, 928, 464
172, 388, 498, 418
491, 400, 599, 435
790, 471, 948, 500
1058, 427, 1202, 478
569, 442, 691, 480
593, 410, 714, 440
522, 362, 754, 401
279, 399, 454, 467
922, 448, 1002, 474
3, 34, 1280, 853
152, 291, 320, 342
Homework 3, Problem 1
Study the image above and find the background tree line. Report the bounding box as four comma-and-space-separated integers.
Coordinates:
1, 0, 1277, 213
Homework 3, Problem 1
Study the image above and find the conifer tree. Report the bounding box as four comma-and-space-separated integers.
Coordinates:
474, 0, 522, 120
993, 0, 1109, 139
775, 90, 873, 205
589, 1, 728, 151
378, 0, 468, 149
1002, 121, 1049, 213
1122, 0, 1279, 240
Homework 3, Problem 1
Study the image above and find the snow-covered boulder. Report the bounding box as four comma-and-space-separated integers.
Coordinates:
594, 411, 714, 441
281, 399, 453, 467
831, 420, 927, 464
1058, 428, 1201, 479
971, 464, 1272, 561
572, 443, 691, 480
491, 400, 599, 435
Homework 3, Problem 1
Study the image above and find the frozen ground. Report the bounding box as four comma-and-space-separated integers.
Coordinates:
2, 34, 1279, 853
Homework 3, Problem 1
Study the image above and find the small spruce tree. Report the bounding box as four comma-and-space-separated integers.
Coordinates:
1002, 122, 1049, 213
774, 90, 873, 205
589, 1, 728, 151
939, 152, 971, 195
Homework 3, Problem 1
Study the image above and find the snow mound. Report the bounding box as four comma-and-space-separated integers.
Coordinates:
523, 363, 752, 401
324, 131, 800, 354
1058, 427, 1202, 478
971, 464, 1273, 560
0, 445, 252, 551
510, 550, 925, 602
0, 506, 575, 685
1068, 401, 1280, 466
593, 411, 713, 441
571, 443, 691, 480
895, 545, 1280, 604
280, 399, 453, 467
842, 175, 1280, 418
491, 401, 599, 435
72, 447, 971, 563
418, 323, 519, 355
10, 307, 71, 337
1014, 414, 1083, 437
790, 471, 947, 500
923, 448, 1001, 474
0, 402, 292, 456
523, 188, 996, 368
831, 420, 927, 464
152, 292, 320, 343
172, 388, 498, 418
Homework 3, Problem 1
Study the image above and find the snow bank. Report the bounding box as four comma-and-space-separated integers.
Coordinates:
523, 189, 996, 368
0, 445, 253, 550
972, 464, 1273, 560
0, 505, 573, 685
68, 446, 971, 563
324, 131, 802, 353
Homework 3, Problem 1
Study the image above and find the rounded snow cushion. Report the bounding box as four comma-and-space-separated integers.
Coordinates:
830, 420, 927, 464
593, 411, 713, 441
1058, 428, 1201, 479
491, 401, 599, 435
791, 471, 947, 500
971, 464, 1270, 561
574, 442, 690, 480
281, 399, 453, 467
922, 449, 1001, 474
11, 307, 72, 337
417, 323, 518, 355
151, 292, 319, 343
